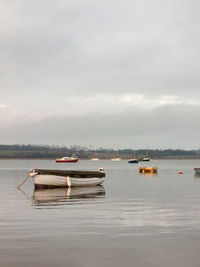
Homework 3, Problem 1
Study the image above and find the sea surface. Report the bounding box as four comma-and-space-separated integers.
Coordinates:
1, 159, 200, 267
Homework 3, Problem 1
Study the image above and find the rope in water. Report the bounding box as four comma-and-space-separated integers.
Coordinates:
16, 174, 30, 189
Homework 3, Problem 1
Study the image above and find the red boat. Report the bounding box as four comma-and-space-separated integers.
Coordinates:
56, 155, 78, 163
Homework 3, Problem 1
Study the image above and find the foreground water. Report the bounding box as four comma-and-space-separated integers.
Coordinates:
1, 159, 200, 267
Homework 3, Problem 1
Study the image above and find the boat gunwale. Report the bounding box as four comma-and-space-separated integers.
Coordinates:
33, 168, 105, 178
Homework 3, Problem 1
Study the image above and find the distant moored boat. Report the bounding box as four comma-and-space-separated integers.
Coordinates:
111, 157, 121, 161
128, 159, 138, 163
138, 148, 151, 162
128, 150, 138, 164
91, 158, 100, 161
139, 157, 151, 162
139, 165, 157, 173
111, 150, 121, 161
91, 150, 100, 161
56, 154, 78, 163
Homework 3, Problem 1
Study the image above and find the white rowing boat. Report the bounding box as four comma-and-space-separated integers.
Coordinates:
29, 168, 105, 188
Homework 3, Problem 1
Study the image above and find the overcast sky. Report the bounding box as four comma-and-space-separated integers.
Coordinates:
0, 0, 200, 149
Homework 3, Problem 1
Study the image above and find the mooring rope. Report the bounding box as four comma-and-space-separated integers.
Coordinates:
16, 174, 30, 189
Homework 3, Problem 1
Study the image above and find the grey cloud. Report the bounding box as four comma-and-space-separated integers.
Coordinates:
0, 0, 200, 148
0, 104, 199, 149
1, 0, 200, 98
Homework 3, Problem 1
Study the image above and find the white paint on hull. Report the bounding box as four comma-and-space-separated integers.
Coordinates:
111, 158, 121, 161
90, 158, 100, 161
33, 174, 104, 187
69, 177, 104, 186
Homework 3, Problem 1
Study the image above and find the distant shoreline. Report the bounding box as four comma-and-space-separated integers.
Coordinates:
1, 157, 200, 160
0, 145, 200, 160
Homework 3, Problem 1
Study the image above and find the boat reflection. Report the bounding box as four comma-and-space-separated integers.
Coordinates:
31, 186, 105, 207
139, 172, 158, 177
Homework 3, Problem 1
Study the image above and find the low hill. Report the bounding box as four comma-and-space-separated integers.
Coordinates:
0, 145, 199, 159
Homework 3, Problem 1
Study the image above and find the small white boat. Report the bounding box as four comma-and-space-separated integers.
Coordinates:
139, 148, 151, 162
91, 158, 100, 161
29, 168, 105, 188
56, 154, 78, 163
111, 157, 121, 161
139, 157, 151, 162
90, 150, 100, 161
111, 150, 121, 161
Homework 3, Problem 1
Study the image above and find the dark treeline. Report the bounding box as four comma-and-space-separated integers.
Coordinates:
0, 145, 200, 159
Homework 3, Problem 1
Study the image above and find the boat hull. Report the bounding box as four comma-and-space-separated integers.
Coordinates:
33, 174, 104, 188
128, 159, 138, 163
111, 158, 121, 161
139, 166, 157, 173
91, 158, 100, 161
139, 158, 151, 162
56, 159, 78, 163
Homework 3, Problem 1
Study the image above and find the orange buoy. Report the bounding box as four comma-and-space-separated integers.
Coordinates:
178, 170, 183, 174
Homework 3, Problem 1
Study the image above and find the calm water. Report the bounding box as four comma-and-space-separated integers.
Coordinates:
1, 159, 200, 267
